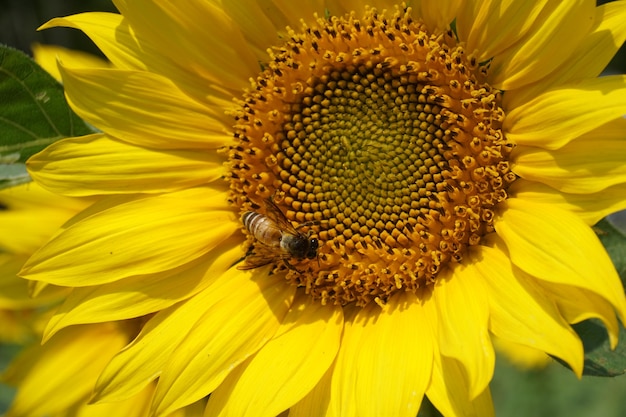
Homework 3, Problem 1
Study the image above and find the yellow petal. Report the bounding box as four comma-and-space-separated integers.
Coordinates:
204, 293, 343, 417
505, 1, 626, 106
288, 365, 334, 417
512, 118, 626, 193
504, 75, 626, 150
39, 12, 239, 108
426, 351, 495, 417
0, 254, 65, 310
151, 268, 295, 417
93, 269, 292, 409
27, 134, 225, 196
3, 323, 129, 417
434, 265, 494, 399
70, 384, 155, 417
457, 0, 549, 61
539, 281, 621, 349
43, 238, 242, 342
58, 65, 231, 149
113, 0, 258, 94
0, 183, 88, 254
222, 0, 326, 59
331, 292, 433, 417
39, 13, 149, 71
20, 188, 237, 286
496, 198, 626, 326
487, 0, 595, 90
32, 43, 110, 81
475, 244, 584, 375
510, 179, 626, 226
420, 0, 461, 31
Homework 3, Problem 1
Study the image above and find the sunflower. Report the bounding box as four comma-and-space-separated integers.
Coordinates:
17, 1, 626, 416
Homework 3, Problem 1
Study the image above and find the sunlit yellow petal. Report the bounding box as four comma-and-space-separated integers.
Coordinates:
510, 179, 626, 226
0, 183, 89, 255
512, 118, 626, 193
496, 198, 626, 326
27, 134, 225, 196
505, 0, 626, 106
426, 352, 495, 417
420, 0, 461, 31
331, 293, 432, 417
20, 188, 237, 286
475, 244, 584, 375
539, 281, 621, 349
3, 323, 129, 417
150, 268, 295, 417
288, 366, 334, 417
457, 0, 549, 62
435, 265, 494, 399
113, 0, 258, 93
505, 75, 626, 150
58, 66, 231, 149
71, 383, 155, 417
32, 43, 110, 82
93, 267, 292, 409
39, 13, 148, 71
488, 1, 595, 90
43, 239, 242, 342
204, 294, 342, 417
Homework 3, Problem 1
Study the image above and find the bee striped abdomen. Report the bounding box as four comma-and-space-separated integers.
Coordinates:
242, 211, 283, 249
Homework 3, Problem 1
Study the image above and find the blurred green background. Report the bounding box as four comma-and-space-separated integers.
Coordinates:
2, 1, 626, 416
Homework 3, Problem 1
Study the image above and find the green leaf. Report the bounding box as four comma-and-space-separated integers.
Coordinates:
573, 320, 626, 377
0, 45, 94, 190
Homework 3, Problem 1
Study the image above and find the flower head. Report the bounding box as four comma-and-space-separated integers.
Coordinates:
18, 1, 626, 416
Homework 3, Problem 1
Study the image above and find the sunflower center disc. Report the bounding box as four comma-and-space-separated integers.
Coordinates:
228, 6, 517, 306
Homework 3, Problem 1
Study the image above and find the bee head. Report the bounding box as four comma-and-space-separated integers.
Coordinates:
306, 238, 319, 259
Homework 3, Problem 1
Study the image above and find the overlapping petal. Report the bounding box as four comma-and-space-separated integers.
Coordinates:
42, 237, 242, 341
495, 198, 626, 326
504, 75, 626, 150
204, 294, 343, 417
485, 1, 595, 90
425, 351, 495, 417
458, 0, 548, 62
505, 0, 626, 106
509, 180, 626, 226
512, 118, 626, 194
20, 188, 237, 286
58, 66, 231, 149
0, 183, 89, 254
434, 266, 494, 399
420, 0, 461, 31
150, 267, 295, 417
330, 293, 433, 417
2, 323, 130, 417
113, 0, 258, 98
471, 245, 584, 376
28, 134, 225, 196
32, 43, 110, 82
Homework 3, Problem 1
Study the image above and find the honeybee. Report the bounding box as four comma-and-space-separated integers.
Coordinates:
239, 198, 319, 271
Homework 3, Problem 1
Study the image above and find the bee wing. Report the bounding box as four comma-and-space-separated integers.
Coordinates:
237, 256, 274, 270
264, 198, 299, 235
238, 245, 280, 270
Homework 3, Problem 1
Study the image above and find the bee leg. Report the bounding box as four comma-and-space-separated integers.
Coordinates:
282, 258, 304, 274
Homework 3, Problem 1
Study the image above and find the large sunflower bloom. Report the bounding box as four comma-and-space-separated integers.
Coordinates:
18, 1, 626, 416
